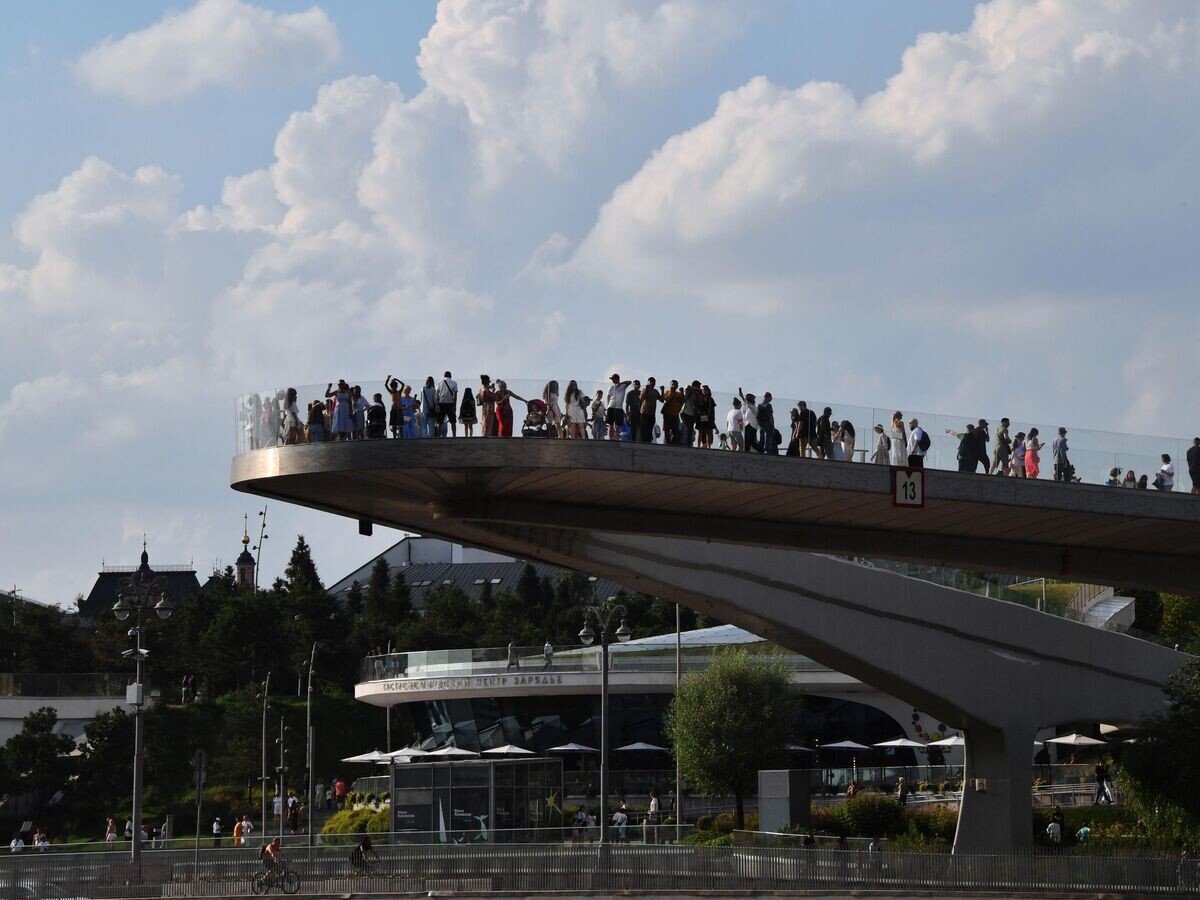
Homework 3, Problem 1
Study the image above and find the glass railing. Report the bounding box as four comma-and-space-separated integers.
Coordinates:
235, 379, 1194, 493
359, 645, 826, 684
0, 672, 130, 697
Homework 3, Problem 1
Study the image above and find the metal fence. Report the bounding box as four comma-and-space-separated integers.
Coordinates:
5, 842, 1199, 897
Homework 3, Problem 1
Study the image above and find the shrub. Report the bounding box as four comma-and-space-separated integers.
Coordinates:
713, 812, 736, 834
743, 811, 759, 831
809, 806, 842, 836
696, 815, 714, 832
320, 808, 375, 844
905, 805, 958, 843
683, 831, 733, 847
839, 795, 905, 838
365, 808, 390, 834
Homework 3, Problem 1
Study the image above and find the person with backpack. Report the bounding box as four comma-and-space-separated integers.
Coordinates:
907, 418, 929, 468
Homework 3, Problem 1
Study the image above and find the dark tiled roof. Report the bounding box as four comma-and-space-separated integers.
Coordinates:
80, 569, 202, 619
335, 560, 624, 608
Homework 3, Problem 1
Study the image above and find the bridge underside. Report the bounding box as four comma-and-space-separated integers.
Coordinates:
232, 441, 1190, 850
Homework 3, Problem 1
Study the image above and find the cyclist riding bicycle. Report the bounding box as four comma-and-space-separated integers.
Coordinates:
260, 837, 283, 872
350, 835, 379, 872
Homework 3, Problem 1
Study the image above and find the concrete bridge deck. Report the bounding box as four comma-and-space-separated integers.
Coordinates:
231, 439, 1200, 594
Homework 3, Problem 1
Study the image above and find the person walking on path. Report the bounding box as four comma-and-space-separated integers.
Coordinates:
897, 777, 909, 806
1189, 438, 1200, 494
871, 424, 891, 464
542, 640, 554, 670
815, 407, 833, 459
1051, 427, 1071, 482
1025, 428, 1044, 479
907, 418, 928, 469
507, 639, 520, 671
971, 419, 990, 473
1094, 760, 1113, 805
990, 418, 1011, 474
1011, 432, 1026, 478
212, 817, 222, 848
796, 402, 817, 457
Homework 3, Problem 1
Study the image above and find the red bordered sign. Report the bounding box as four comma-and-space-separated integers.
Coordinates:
892, 467, 925, 508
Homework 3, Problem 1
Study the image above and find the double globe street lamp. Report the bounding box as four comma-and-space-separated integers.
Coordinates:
578, 597, 631, 845
112, 545, 174, 866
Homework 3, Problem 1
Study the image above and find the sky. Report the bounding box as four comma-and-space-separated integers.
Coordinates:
1, 0, 1198, 606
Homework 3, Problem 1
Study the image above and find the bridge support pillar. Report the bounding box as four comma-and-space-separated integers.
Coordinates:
954, 722, 1036, 853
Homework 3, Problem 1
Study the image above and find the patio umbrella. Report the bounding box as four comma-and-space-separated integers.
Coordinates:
341, 749, 390, 763
873, 738, 927, 748
1046, 733, 1106, 746
614, 742, 669, 752
428, 746, 480, 757
547, 742, 598, 753
382, 745, 430, 763
927, 735, 965, 747
785, 744, 817, 752
819, 740, 871, 750
482, 744, 535, 755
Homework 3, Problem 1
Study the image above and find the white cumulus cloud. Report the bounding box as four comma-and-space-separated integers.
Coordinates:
75, 0, 341, 103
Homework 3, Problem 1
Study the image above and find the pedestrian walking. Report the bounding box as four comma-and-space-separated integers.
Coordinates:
815, 407, 833, 459
1051, 427, 1071, 482
105, 817, 116, 846
506, 639, 520, 671
889, 412, 907, 467
796, 402, 817, 457
542, 640, 554, 670
990, 418, 1011, 474
758, 393, 777, 455
907, 418, 928, 468
1026, 428, 1044, 479
1094, 760, 1112, 804
1011, 432, 1026, 477
871, 424, 890, 464
738, 389, 759, 452
211, 817, 222, 848
726, 398, 745, 451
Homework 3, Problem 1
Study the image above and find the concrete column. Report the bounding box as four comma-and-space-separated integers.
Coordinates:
954, 723, 1036, 852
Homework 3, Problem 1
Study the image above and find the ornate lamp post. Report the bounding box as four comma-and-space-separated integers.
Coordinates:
112, 542, 174, 867
578, 597, 632, 844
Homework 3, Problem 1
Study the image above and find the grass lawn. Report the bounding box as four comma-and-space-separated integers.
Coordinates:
1009, 582, 1079, 616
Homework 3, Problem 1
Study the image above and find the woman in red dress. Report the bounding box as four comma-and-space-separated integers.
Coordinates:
494, 380, 526, 437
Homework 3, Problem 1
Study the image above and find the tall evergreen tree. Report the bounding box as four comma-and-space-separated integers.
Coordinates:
364, 558, 391, 622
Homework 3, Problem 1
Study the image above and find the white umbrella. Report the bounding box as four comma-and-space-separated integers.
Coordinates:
819, 740, 871, 750
481, 744, 534, 755
873, 738, 927, 749
387, 745, 430, 758
927, 735, 965, 747
1046, 733, 1107, 747
547, 742, 598, 753
614, 742, 668, 752
428, 746, 479, 757
785, 744, 817, 752
341, 749, 390, 763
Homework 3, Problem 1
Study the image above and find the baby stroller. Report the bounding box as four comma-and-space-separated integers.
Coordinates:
522, 398, 550, 438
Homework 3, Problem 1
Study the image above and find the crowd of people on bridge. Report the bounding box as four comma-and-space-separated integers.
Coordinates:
244, 374, 1200, 493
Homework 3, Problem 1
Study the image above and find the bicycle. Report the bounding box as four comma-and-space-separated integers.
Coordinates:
252, 863, 299, 894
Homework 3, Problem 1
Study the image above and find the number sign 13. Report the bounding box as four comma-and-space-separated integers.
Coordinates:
892, 468, 925, 508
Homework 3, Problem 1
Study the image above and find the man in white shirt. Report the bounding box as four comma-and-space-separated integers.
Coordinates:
726, 399, 745, 451
436, 371, 458, 437
605, 374, 631, 440
907, 418, 927, 469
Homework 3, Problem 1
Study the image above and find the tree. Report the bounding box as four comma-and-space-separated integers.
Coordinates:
664, 649, 800, 827
2, 706, 76, 796
75, 707, 134, 817
1158, 594, 1200, 652
1119, 658, 1200, 847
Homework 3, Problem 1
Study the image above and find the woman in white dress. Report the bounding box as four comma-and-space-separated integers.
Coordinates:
889, 411, 907, 466
871, 424, 890, 464
563, 380, 587, 439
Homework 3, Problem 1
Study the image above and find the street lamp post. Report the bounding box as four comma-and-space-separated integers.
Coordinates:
578, 597, 632, 845
276, 715, 291, 840
112, 544, 174, 868
304, 643, 317, 852
257, 675, 271, 837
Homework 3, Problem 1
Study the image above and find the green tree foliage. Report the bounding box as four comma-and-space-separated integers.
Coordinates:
1, 597, 95, 672
1119, 657, 1200, 848
1158, 594, 1200, 652
665, 648, 800, 826
2, 706, 76, 795
74, 708, 134, 818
